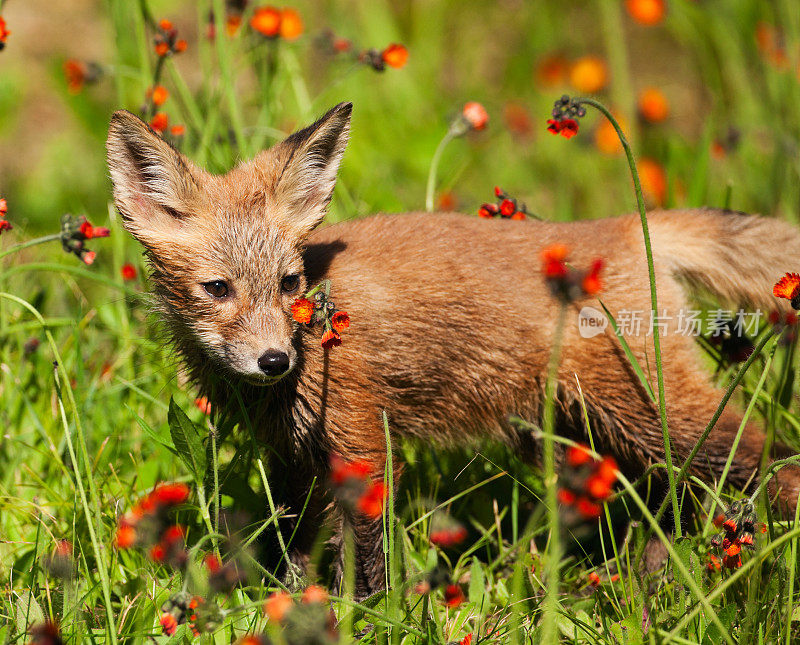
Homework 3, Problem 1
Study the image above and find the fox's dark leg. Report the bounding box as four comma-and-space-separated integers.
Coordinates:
268, 459, 329, 588
335, 511, 386, 600
331, 459, 399, 601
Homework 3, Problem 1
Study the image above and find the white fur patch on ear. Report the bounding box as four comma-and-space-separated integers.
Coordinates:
106, 110, 203, 248
273, 102, 352, 238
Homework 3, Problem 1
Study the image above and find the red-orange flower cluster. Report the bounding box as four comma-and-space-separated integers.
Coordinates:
547, 95, 585, 139
154, 19, 188, 57
443, 583, 465, 608
63, 60, 102, 94
60, 214, 109, 264
462, 102, 489, 131
557, 444, 618, 520
329, 455, 386, 519
195, 395, 212, 415
382, 43, 409, 69
359, 43, 409, 72
115, 482, 191, 567
261, 586, 336, 640
0, 16, 10, 50
121, 263, 137, 281
625, 0, 665, 26
541, 244, 604, 301
0, 197, 10, 235
429, 514, 468, 547
710, 500, 763, 569
292, 283, 351, 349
250, 6, 304, 40
478, 186, 531, 220
774, 272, 800, 310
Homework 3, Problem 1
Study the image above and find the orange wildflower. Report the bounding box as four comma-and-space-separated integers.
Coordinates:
115, 525, 137, 549
291, 298, 314, 324
321, 329, 342, 349
331, 311, 350, 333
226, 14, 243, 37
63, 60, 87, 94
195, 396, 212, 415
576, 497, 602, 519
569, 56, 608, 93
159, 613, 178, 636
443, 584, 464, 608
330, 456, 372, 484
358, 481, 386, 518
773, 273, 800, 307
0, 16, 9, 49
149, 112, 168, 133
638, 87, 669, 122
121, 263, 137, 281
430, 525, 467, 547
382, 43, 409, 69
155, 42, 170, 56
541, 243, 569, 278
170, 124, 186, 137
438, 191, 457, 211
582, 259, 604, 296
264, 591, 293, 622
251, 7, 281, 37
566, 443, 592, 467
707, 553, 722, 572
594, 114, 626, 155
152, 482, 190, 505
150, 85, 169, 106
302, 585, 329, 604
587, 571, 601, 587
557, 488, 576, 505
279, 8, 304, 40
535, 54, 568, 87
333, 37, 352, 52
638, 158, 667, 206
463, 101, 489, 131
625, 0, 665, 26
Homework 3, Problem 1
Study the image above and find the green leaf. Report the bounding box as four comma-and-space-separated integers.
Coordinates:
16, 591, 45, 635
130, 407, 178, 456
167, 398, 207, 484
468, 557, 485, 606
702, 603, 737, 645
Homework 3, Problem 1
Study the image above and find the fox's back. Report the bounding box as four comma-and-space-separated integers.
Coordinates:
296, 211, 665, 446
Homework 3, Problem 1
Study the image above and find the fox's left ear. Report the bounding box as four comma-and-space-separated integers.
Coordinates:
272, 102, 352, 239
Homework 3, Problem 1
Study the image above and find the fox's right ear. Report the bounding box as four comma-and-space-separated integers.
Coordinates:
106, 110, 203, 248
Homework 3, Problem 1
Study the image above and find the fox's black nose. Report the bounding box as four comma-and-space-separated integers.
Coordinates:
258, 350, 290, 377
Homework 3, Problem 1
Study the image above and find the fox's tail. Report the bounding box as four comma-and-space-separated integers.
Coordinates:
646, 208, 800, 309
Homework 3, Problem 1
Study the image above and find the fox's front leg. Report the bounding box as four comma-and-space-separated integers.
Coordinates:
337, 511, 386, 600
268, 460, 328, 589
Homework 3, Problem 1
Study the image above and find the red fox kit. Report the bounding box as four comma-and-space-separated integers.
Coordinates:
107, 102, 800, 598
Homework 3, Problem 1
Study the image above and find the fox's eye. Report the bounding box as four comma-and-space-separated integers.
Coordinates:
202, 280, 230, 299
281, 274, 300, 294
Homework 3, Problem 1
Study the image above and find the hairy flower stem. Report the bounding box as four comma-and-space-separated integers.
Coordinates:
0, 233, 62, 260
425, 131, 454, 212
574, 96, 681, 537
541, 302, 567, 643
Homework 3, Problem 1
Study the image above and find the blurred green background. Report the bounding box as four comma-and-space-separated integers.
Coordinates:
1, 0, 799, 237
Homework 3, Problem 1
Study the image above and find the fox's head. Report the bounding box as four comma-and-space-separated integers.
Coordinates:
106, 102, 351, 385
